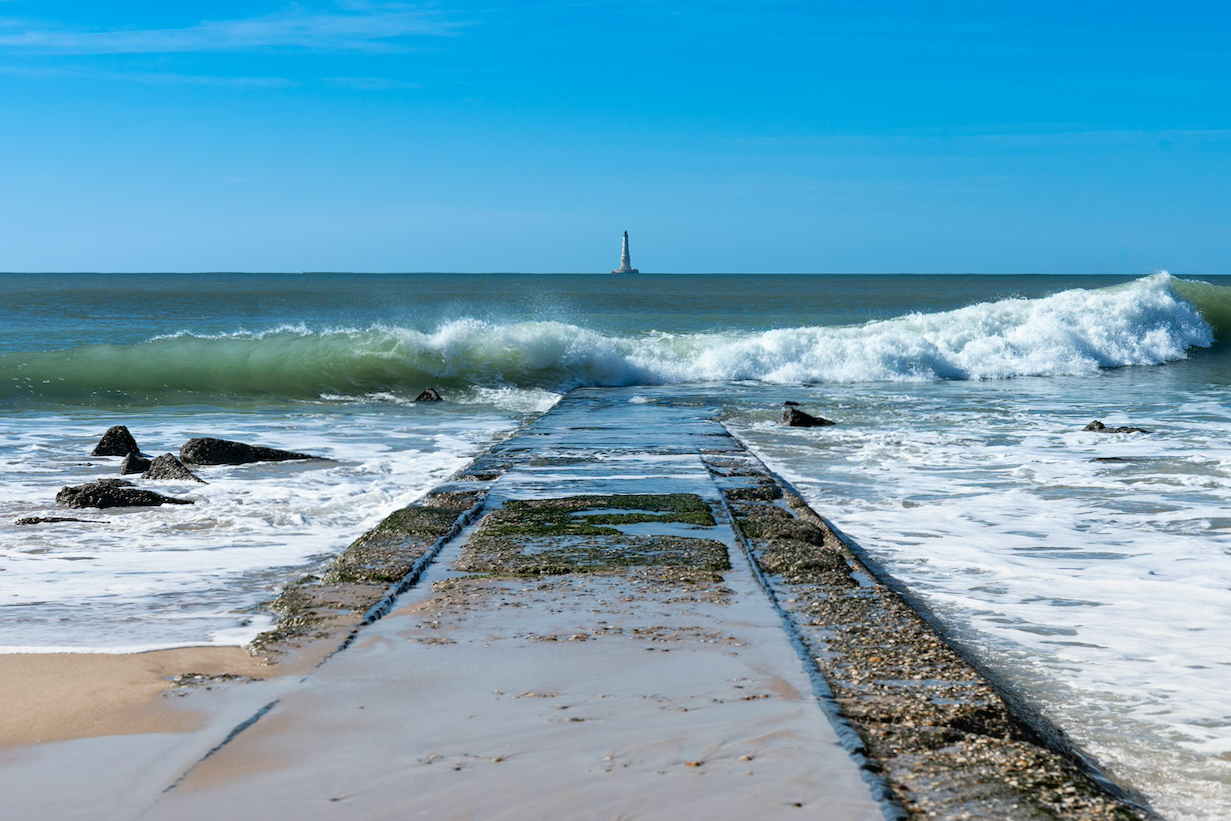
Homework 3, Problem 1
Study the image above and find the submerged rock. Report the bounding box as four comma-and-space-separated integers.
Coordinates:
143, 453, 208, 484
1084, 420, 1150, 434
414, 387, 444, 402
15, 516, 104, 525
180, 438, 320, 466
91, 426, 142, 457
119, 452, 152, 475
780, 407, 835, 427
56, 479, 194, 509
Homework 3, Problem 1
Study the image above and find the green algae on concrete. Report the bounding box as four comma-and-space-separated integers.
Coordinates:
327, 506, 466, 584
326, 489, 482, 585
481, 494, 716, 538
458, 494, 728, 577
247, 578, 330, 654
248, 488, 485, 656
457, 534, 731, 577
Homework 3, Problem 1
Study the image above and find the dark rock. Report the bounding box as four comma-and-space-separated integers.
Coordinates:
180, 438, 321, 466
16, 516, 105, 525
414, 387, 444, 402
1084, 420, 1150, 434
143, 453, 207, 484
119, 452, 152, 475
780, 407, 835, 427
56, 479, 194, 509
91, 426, 142, 457
781, 400, 801, 407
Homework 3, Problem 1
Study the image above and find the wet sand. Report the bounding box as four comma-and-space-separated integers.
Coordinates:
0, 647, 273, 747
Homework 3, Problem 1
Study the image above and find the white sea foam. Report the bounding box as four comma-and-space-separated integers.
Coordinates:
729, 374, 1231, 821
0, 406, 518, 650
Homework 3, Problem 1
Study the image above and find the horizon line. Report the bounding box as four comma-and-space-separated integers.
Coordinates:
0, 270, 1208, 277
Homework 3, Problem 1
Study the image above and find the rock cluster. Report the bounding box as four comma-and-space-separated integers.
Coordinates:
22, 428, 329, 521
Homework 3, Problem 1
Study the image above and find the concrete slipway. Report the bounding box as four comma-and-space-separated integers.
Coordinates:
2, 389, 1153, 820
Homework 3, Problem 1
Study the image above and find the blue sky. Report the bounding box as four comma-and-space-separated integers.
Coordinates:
1, 1, 1228, 273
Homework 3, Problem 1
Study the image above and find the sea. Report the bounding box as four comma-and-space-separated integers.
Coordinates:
2, 271, 1230, 819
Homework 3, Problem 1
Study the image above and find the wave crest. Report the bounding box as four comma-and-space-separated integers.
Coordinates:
1, 274, 1219, 404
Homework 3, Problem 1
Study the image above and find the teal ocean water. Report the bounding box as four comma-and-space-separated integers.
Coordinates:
2, 271, 1230, 818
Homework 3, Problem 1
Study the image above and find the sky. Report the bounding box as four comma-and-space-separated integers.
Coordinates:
1, 1, 1228, 273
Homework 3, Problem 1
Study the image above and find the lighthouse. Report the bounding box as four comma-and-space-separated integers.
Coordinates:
611, 231, 639, 274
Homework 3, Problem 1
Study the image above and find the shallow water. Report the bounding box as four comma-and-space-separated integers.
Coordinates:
718, 371, 1231, 821
0, 401, 524, 650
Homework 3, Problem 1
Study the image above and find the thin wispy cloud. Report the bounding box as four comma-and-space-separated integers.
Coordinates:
0, 3, 462, 55
0, 63, 295, 87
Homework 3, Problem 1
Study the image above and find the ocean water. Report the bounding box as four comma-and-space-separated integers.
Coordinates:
2, 271, 1230, 818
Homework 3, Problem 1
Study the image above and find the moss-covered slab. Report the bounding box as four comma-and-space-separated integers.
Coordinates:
480, 494, 716, 538
248, 489, 484, 657
326, 506, 464, 584
456, 494, 729, 577
457, 534, 730, 577
721, 478, 783, 501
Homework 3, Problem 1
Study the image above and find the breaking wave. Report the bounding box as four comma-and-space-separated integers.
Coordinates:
2, 273, 1224, 404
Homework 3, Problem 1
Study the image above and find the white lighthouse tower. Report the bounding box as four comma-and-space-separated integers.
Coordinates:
611, 231, 639, 274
